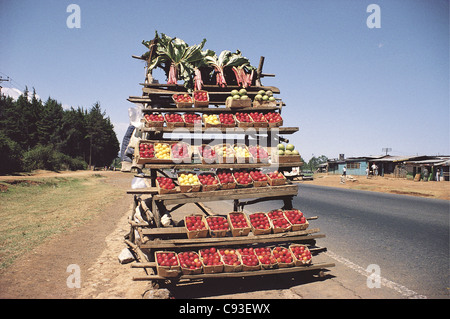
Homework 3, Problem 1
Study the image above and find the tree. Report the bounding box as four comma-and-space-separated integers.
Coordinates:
307, 155, 328, 171
85, 102, 120, 167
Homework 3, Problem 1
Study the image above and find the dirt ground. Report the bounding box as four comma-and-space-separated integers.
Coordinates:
0, 170, 448, 299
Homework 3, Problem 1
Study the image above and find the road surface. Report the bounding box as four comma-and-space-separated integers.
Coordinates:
243, 184, 449, 299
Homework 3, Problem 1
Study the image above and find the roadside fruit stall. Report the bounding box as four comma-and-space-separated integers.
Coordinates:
124, 31, 334, 289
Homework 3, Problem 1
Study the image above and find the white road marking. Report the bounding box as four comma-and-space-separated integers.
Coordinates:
325, 250, 428, 299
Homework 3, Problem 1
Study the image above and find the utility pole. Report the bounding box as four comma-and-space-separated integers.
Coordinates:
0, 76, 10, 97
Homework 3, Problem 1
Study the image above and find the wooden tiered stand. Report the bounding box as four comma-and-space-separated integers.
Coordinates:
125, 51, 334, 289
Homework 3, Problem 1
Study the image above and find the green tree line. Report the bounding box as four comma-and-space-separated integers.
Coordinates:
0, 88, 120, 174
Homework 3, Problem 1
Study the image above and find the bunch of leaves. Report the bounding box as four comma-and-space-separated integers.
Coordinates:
143, 31, 207, 91
204, 50, 256, 87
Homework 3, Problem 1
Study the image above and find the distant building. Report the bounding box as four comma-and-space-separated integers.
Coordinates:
325, 155, 449, 181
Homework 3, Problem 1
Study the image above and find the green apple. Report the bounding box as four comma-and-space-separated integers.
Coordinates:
286, 144, 295, 151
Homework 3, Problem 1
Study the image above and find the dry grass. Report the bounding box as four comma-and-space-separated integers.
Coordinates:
297, 173, 450, 200
0, 174, 124, 269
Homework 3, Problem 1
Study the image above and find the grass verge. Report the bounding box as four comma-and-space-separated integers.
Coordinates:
0, 174, 124, 270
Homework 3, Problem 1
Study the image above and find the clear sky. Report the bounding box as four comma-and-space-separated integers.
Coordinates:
1, 0, 449, 161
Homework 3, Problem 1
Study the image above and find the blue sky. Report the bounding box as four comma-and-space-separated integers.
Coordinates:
1, 0, 448, 161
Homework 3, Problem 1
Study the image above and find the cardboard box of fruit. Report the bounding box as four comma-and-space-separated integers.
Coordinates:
172, 93, 193, 108
219, 248, 243, 272
289, 244, 312, 266
234, 112, 254, 127
232, 170, 254, 188
252, 90, 278, 108
218, 113, 236, 128
237, 247, 261, 271
177, 171, 201, 193
199, 247, 224, 274
216, 169, 237, 190
193, 90, 209, 107
267, 209, 292, 233
233, 144, 253, 164
215, 144, 236, 164
206, 215, 229, 238
182, 113, 202, 127
254, 246, 278, 270
171, 142, 192, 164
198, 172, 221, 192
249, 169, 268, 187
165, 113, 185, 128
143, 113, 164, 128
154, 251, 181, 278
283, 209, 309, 231
248, 112, 269, 128
198, 144, 217, 164
273, 143, 301, 163
155, 176, 178, 194
177, 251, 203, 275
248, 212, 272, 235
272, 246, 295, 268
248, 145, 269, 164
184, 214, 209, 239
225, 89, 252, 108
265, 112, 283, 127
227, 212, 251, 237
135, 142, 155, 164
202, 114, 221, 128
267, 171, 286, 186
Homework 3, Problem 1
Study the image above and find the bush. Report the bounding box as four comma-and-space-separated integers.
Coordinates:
0, 133, 24, 174
22, 145, 87, 172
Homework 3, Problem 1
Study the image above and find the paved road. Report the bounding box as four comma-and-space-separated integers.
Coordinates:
244, 184, 449, 299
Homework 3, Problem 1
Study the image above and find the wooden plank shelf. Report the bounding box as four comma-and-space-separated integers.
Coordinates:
139, 228, 324, 249
132, 262, 336, 281
139, 83, 281, 94
141, 126, 299, 134
127, 183, 298, 200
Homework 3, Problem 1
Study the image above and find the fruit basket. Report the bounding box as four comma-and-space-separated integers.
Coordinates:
182, 113, 202, 127
143, 113, 165, 128
184, 214, 209, 239
216, 169, 237, 190
135, 142, 155, 164
197, 144, 217, 164
267, 171, 286, 186
215, 144, 236, 164
232, 170, 253, 188
202, 114, 221, 128
237, 248, 261, 271
193, 90, 209, 107
225, 97, 252, 108
265, 112, 283, 127
177, 251, 203, 275
172, 93, 193, 108
199, 247, 224, 274
234, 112, 254, 127
233, 144, 253, 164
283, 209, 309, 231
227, 212, 251, 237
198, 172, 221, 192
272, 246, 295, 268
249, 169, 268, 187
219, 249, 243, 272
177, 171, 201, 193
289, 244, 312, 266
205, 215, 229, 238
155, 251, 181, 277
171, 142, 192, 164
267, 210, 292, 233
152, 142, 173, 163
255, 246, 278, 270
249, 112, 269, 128
155, 176, 178, 194
248, 145, 269, 164
165, 113, 185, 128
218, 113, 236, 128
248, 212, 272, 235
